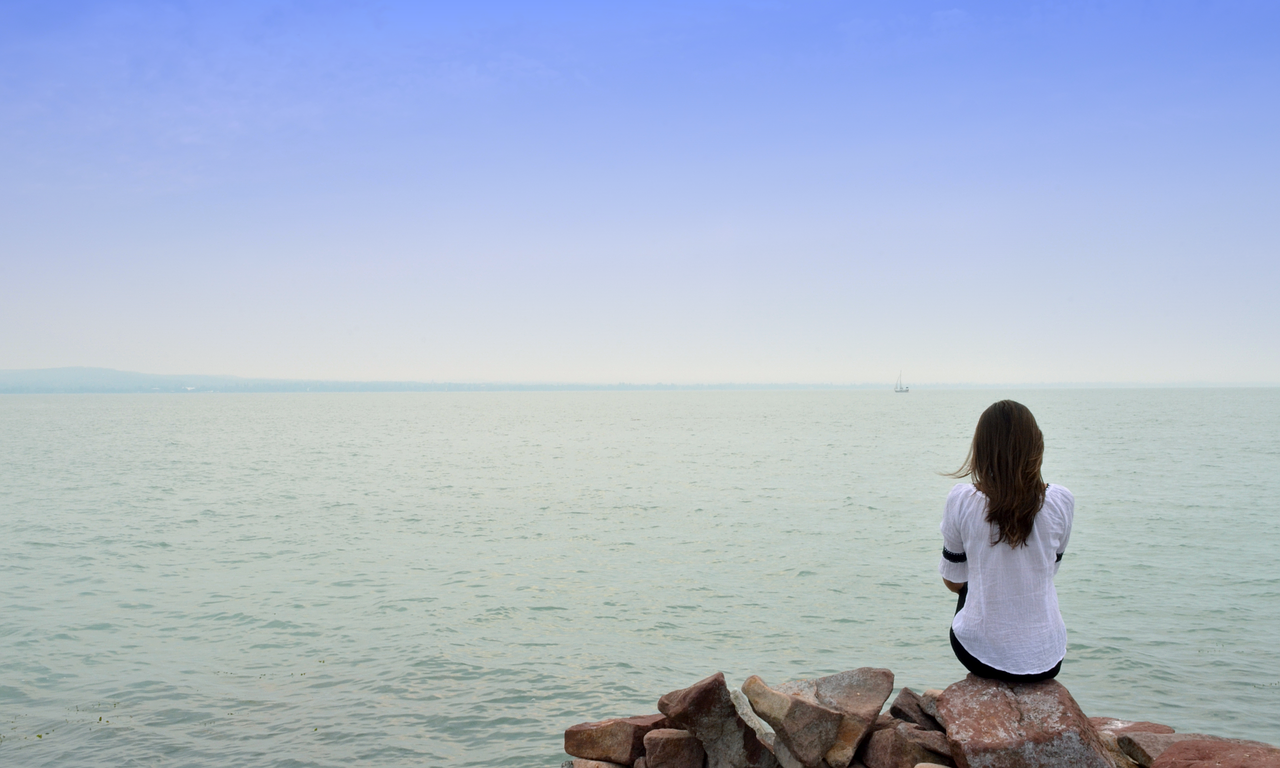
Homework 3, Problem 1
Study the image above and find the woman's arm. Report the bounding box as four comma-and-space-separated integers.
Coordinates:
938, 486, 970, 589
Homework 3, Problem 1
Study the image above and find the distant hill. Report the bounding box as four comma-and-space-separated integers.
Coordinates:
0, 368, 867, 394
0, 367, 426, 393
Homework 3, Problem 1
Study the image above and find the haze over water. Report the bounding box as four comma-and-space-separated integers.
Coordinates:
2, 389, 1277, 766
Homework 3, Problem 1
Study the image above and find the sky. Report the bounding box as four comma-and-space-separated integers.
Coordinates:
1, 1, 1277, 385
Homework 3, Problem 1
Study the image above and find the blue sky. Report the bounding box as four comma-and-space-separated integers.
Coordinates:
2, 1, 1277, 383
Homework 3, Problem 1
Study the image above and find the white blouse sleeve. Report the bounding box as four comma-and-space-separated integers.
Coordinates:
938, 486, 969, 583
1052, 487, 1074, 576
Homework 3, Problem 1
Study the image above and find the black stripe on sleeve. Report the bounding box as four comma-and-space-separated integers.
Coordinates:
942, 547, 967, 563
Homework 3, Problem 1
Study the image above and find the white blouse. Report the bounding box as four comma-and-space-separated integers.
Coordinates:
938, 483, 1073, 675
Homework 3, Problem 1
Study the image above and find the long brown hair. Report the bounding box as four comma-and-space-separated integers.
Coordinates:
950, 400, 1046, 548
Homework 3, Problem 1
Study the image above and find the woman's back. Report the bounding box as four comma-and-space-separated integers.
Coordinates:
940, 482, 1074, 675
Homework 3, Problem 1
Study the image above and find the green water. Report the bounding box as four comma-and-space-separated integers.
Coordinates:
2, 389, 1277, 765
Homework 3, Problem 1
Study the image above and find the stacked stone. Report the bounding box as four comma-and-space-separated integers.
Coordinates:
738, 669, 896, 768
563, 714, 677, 768
563, 670, 1280, 768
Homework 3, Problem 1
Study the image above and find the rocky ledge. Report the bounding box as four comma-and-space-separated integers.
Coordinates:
562, 669, 1279, 768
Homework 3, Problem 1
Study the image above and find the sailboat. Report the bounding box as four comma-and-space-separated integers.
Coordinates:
894, 372, 909, 393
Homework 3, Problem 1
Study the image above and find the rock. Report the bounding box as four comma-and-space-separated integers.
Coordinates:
729, 688, 804, 768
888, 689, 943, 733
860, 723, 953, 768
645, 729, 709, 768
871, 714, 897, 732
563, 761, 630, 768
659, 673, 780, 768
897, 723, 950, 758
1116, 732, 1274, 767
1150, 738, 1280, 768
566, 714, 669, 765
1090, 718, 1178, 767
936, 675, 1112, 768
636, 760, 647, 768
775, 668, 895, 768
743, 676, 844, 768
1093, 731, 1140, 768
917, 691, 942, 723
1090, 718, 1176, 736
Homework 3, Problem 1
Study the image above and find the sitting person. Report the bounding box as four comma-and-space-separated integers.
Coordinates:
938, 400, 1073, 683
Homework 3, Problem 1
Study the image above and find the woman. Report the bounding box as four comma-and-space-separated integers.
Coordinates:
938, 400, 1073, 683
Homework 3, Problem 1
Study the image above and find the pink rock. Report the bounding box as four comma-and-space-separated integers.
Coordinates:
645, 728, 707, 768
1150, 738, 1280, 768
659, 672, 780, 768
889, 689, 943, 733
897, 723, 949, 758
872, 714, 898, 732
1119, 732, 1279, 767
917, 691, 942, 722
775, 668, 895, 768
1091, 717, 1180, 766
566, 714, 668, 765
1119, 733, 1214, 766
742, 675, 843, 768
936, 675, 1111, 768
859, 723, 953, 768
729, 687, 809, 768
1089, 718, 1175, 736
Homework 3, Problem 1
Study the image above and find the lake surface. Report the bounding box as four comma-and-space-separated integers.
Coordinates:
2, 389, 1278, 766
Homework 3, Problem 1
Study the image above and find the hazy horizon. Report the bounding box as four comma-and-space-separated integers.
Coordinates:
3, 2, 1277, 385
1, 365, 1276, 390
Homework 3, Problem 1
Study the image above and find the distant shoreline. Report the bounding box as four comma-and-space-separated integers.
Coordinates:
0, 368, 1272, 394
0, 368, 882, 394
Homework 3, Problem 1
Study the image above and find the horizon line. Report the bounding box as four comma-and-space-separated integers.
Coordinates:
0, 366, 1276, 391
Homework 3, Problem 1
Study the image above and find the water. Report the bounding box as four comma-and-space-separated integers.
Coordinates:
2, 389, 1278, 766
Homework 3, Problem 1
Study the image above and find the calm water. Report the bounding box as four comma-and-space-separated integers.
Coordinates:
2, 390, 1278, 766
